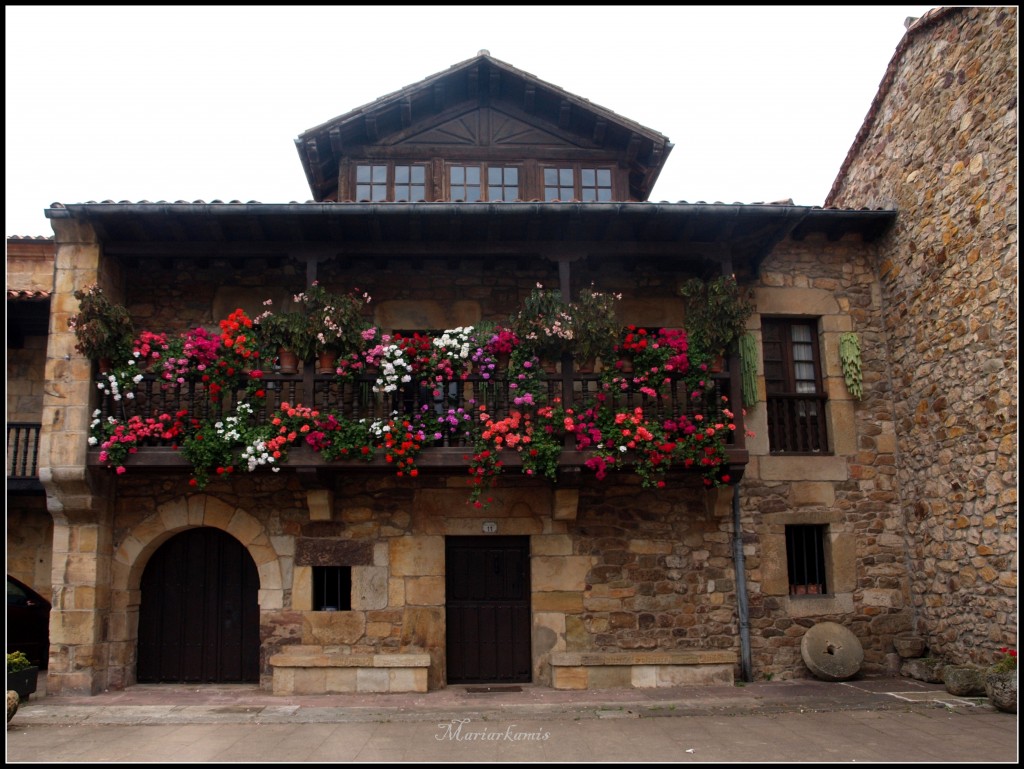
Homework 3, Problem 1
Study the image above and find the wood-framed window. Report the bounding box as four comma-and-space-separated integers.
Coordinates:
447, 164, 520, 202
542, 165, 613, 202
762, 317, 828, 453
355, 163, 428, 202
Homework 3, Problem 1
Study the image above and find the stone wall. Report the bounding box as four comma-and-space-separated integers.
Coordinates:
828, 6, 1018, 664
7, 339, 47, 423
105, 470, 731, 689
6, 498, 53, 595
738, 234, 910, 679
5, 238, 54, 292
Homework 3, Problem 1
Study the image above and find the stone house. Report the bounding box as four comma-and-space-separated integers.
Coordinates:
6, 6, 1016, 697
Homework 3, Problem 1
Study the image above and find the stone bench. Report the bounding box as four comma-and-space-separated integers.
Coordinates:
549, 650, 737, 690
269, 646, 431, 694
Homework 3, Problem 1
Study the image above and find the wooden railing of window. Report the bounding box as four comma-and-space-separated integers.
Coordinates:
7, 422, 41, 479
765, 393, 829, 453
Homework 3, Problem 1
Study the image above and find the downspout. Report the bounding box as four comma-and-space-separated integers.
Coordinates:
732, 482, 753, 682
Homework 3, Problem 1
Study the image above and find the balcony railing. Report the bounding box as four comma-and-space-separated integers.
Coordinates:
91, 367, 746, 474
766, 394, 829, 453
7, 421, 42, 492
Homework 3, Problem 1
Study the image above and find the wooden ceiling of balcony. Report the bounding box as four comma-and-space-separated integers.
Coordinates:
46, 201, 895, 276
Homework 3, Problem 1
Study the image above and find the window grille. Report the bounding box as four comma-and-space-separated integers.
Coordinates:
313, 566, 352, 611
785, 524, 827, 595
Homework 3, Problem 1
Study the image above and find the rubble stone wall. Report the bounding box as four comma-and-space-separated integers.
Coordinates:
829, 6, 1018, 664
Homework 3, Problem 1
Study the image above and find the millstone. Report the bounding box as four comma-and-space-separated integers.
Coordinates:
800, 621, 864, 681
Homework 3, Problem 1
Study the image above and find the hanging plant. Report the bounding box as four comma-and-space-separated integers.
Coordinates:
739, 332, 759, 408
839, 332, 863, 400
678, 275, 755, 367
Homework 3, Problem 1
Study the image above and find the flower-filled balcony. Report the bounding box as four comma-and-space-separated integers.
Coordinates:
77, 281, 752, 502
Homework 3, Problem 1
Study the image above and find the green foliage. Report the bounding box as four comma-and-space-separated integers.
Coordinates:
7, 651, 33, 673
67, 284, 135, 361
255, 303, 316, 361
571, 288, 621, 363
180, 403, 262, 489
991, 647, 1017, 673
511, 285, 574, 360
299, 283, 372, 356
679, 275, 754, 365
839, 332, 863, 400
739, 332, 759, 407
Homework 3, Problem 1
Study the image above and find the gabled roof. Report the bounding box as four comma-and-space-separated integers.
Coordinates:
295, 52, 673, 203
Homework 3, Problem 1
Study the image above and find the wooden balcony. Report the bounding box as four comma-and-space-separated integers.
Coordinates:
88, 366, 748, 478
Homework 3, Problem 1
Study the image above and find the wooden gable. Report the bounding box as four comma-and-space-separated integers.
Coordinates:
296, 52, 672, 203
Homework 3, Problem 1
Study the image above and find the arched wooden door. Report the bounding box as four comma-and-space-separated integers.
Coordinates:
137, 528, 260, 683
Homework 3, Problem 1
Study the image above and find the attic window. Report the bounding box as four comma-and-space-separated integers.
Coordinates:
355, 163, 428, 202
543, 166, 613, 202
449, 164, 520, 202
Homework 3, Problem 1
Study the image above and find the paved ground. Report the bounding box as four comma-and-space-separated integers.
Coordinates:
7, 675, 1018, 763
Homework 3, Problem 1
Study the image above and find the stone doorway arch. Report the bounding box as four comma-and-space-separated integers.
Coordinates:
137, 527, 260, 682
109, 495, 284, 689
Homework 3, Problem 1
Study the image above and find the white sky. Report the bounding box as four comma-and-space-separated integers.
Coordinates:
5, 5, 936, 237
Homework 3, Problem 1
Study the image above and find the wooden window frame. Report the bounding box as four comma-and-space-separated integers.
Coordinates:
542, 164, 614, 202
446, 163, 521, 202
353, 162, 430, 202
762, 317, 829, 454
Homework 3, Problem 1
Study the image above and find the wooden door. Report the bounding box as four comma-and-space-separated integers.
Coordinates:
137, 528, 260, 683
445, 536, 531, 684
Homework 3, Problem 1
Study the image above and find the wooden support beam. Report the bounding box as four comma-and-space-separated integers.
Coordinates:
524, 85, 535, 111
400, 98, 412, 128
365, 116, 378, 142
329, 128, 343, 155
626, 133, 641, 164
559, 99, 571, 130
592, 119, 607, 146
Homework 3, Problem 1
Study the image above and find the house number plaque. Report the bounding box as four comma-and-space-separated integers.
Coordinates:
482, 521, 498, 534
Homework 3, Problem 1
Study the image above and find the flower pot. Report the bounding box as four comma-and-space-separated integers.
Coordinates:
7, 666, 38, 700
98, 357, 113, 373
575, 358, 596, 374
496, 352, 511, 371
985, 670, 1017, 713
542, 359, 560, 375
316, 350, 338, 374
616, 357, 634, 374
709, 355, 726, 373
277, 348, 300, 375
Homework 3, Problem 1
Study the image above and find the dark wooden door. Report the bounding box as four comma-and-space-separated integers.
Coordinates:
137, 528, 260, 683
445, 536, 531, 684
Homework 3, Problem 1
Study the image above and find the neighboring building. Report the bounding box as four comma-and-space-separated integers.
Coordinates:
6, 6, 1016, 697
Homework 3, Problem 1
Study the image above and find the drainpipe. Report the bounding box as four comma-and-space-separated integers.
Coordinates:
732, 482, 753, 682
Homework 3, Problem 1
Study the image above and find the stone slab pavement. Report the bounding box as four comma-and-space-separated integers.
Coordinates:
7, 675, 1018, 763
